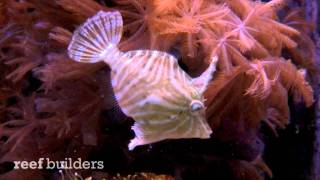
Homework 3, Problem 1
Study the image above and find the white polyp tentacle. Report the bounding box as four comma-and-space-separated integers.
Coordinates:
59, 170, 65, 180
74, 172, 84, 180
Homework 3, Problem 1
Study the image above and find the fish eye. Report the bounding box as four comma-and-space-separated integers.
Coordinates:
190, 100, 204, 112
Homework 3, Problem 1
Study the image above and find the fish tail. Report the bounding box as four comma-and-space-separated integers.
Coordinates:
68, 11, 123, 64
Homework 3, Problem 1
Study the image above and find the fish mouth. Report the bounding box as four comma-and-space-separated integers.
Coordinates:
198, 128, 212, 139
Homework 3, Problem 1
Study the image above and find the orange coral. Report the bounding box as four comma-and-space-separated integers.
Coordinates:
0, 0, 317, 179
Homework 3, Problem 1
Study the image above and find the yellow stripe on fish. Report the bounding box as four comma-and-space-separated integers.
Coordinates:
67, 11, 218, 150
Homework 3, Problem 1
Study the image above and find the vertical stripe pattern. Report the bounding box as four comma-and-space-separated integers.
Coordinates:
68, 11, 123, 63
67, 10, 213, 150
110, 50, 212, 150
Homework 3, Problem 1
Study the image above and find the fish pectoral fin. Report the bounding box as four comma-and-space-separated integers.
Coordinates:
191, 55, 218, 94
68, 11, 123, 63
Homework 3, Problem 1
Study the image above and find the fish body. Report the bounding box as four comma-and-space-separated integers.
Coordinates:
68, 11, 218, 150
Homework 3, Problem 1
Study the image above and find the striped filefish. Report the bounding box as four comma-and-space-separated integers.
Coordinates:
68, 11, 218, 150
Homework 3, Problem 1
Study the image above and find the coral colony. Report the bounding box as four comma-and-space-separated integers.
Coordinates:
0, 0, 316, 179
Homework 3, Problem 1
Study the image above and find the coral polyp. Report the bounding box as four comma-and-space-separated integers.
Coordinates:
0, 0, 317, 179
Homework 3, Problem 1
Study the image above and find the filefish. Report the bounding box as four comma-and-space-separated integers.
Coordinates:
68, 11, 218, 150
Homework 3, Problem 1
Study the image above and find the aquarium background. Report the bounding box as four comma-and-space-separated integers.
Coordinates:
0, 0, 319, 179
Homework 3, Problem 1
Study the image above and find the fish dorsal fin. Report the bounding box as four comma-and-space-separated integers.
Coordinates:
191, 56, 218, 94
68, 11, 123, 63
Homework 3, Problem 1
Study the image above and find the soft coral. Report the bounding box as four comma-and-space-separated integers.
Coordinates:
157, 0, 231, 58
